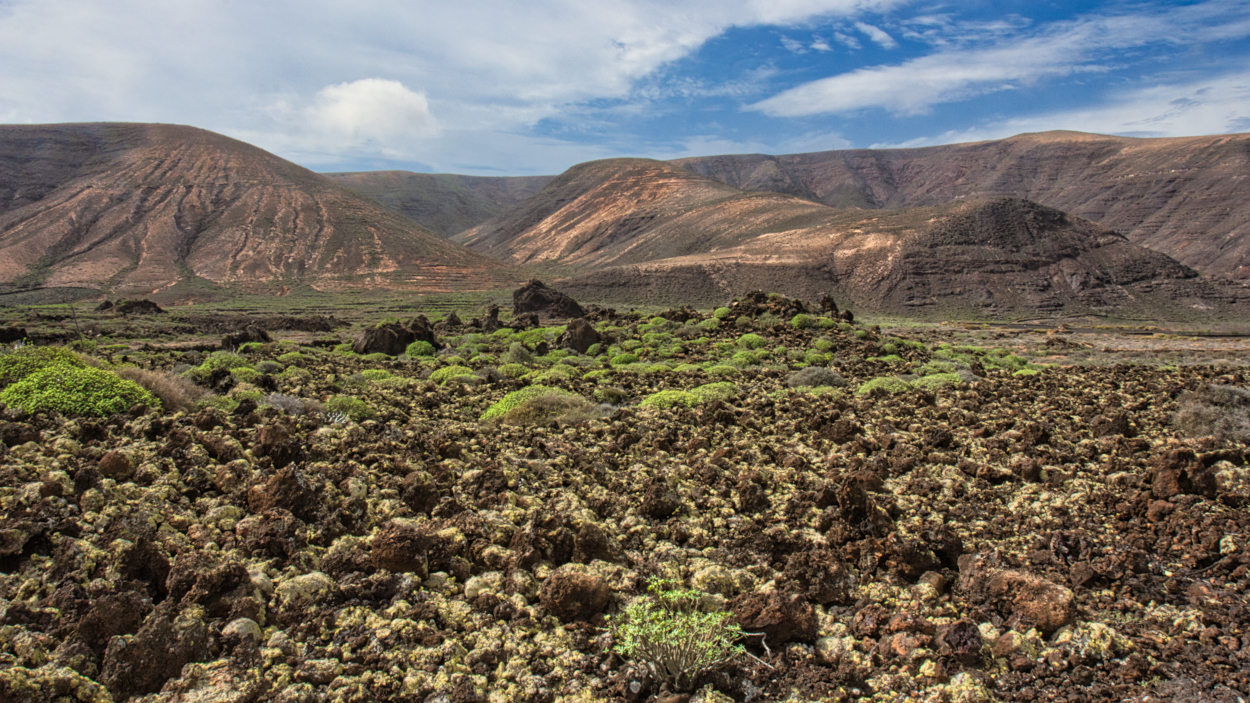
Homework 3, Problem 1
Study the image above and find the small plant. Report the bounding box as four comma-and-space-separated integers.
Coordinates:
641, 390, 700, 409
856, 376, 910, 395
712, 307, 731, 320
611, 353, 641, 366
326, 395, 376, 422
0, 346, 87, 387
612, 577, 743, 693
406, 340, 436, 357
737, 333, 765, 349
429, 365, 475, 384
790, 313, 813, 329
786, 366, 846, 389
1174, 384, 1250, 442
116, 366, 207, 413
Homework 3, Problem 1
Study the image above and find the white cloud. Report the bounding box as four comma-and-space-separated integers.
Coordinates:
781, 36, 808, 53
751, 0, 1250, 117
309, 79, 436, 142
0, 0, 909, 173
854, 21, 898, 48
833, 31, 862, 49
810, 37, 833, 51
868, 71, 1250, 148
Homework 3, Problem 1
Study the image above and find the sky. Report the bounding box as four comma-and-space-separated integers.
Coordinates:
2, 0, 1249, 176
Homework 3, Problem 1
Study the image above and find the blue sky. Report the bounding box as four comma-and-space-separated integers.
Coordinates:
2, 0, 1248, 175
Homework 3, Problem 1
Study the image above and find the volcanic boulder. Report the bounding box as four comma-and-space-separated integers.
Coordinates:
352, 316, 439, 356
540, 565, 611, 622
513, 279, 586, 319
115, 299, 164, 315
557, 318, 600, 354
222, 325, 271, 350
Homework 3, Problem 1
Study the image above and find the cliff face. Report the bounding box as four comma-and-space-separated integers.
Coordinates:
675, 131, 1250, 279
0, 123, 518, 295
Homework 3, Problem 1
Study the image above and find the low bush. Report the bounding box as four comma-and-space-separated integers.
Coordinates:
406, 340, 436, 357
640, 390, 700, 409
276, 351, 307, 365
498, 363, 529, 379
787, 366, 846, 388
737, 333, 766, 349
1174, 384, 1250, 442
0, 365, 159, 416
0, 346, 87, 387
611, 353, 641, 366
713, 307, 731, 320
911, 372, 961, 390
480, 385, 588, 423
116, 367, 207, 413
429, 365, 476, 384
856, 376, 911, 396
326, 395, 376, 422
690, 382, 737, 403
791, 313, 813, 329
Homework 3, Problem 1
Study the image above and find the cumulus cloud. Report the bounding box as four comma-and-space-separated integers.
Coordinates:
309, 79, 436, 142
751, 0, 1250, 117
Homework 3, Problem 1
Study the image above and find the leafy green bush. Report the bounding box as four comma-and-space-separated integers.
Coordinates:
332, 343, 354, 355
918, 360, 957, 376
640, 390, 700, 409
498, 363, 529, 379
230, 367, 262, 384
406, 340, 436, 357
1013, 367, 1041, 377
815, 317, 837, 329
737, 333, 766, 349
791, 313, 813, 329
594, 387, 629, 405
237, 342, 265, 354
503, 342, 534, 365
200, 352, 251, 372
698, 318, 720, 331
480, 386, 581, 421
611, 353, 641, 366
429, 365, 476, 384
326, 395, 376, 422
713, 307, 731, 320
856, 376, 911, 395
585, 343, 603, 357
612, 577, 743, 693
911, 372, 961, 390
0, 365, 158, 416
706, 365, 740, 377
362, 353, 390, 362
690, 382, 736, 403
854, 329, 868, 339
729, 351, 758, 368
872, 354, 905, 364
361, 369, 393, 381
0, 346, 87, 387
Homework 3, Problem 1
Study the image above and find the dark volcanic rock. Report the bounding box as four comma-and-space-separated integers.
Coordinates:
557, 318, 600, 354
539, 565, 611, 623
100, 602, 211, 700
1152, 448, 1218, 499
222, 325, 271, 350
512, 279, 586, 319
0, 326, 27, 344
352, 316, 439, 356
731, 590, 817, 644
958, 555, 1076, 635
114, 299, 164, 315
248, 466, 318, 521
782, 551, 855, 605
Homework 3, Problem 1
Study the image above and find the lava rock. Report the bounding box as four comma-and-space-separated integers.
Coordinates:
114, 299, 165, 315
1151, 448, 1217, 499
512, 279, 586, 319
540, 565, 611, 622
100, 601, 210, 700
222, 325, 271, 350
557, 318, 601, 354
731, 590, 817, 644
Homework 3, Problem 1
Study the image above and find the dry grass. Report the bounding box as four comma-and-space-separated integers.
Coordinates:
116, 366, 208, 414
1173, 384, 1250, 442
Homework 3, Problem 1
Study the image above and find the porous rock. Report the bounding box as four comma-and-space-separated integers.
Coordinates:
512, 279, 586, 319
731, 590, 817, 644
540, 565, 611, 622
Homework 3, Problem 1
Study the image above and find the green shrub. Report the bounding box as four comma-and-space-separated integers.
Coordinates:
0, 346, 87, 387
856, 376, 910, 395
429, 365, 476, 384
854, 329, 868, 339
815, 317, 837, 329
582, 369, 611, 381
1013, 367, 1041, 377
278, 366, 311, 380
441, 355, 467, 366
691, 382, 736, 403
237, 342, 264, 354
480, 386, 581, 421
881, 343, 898, 355
362, 353, 390, 362
872, 354, 905, 364
787, 366, 846, 388
332, 343, 354, 355
406, 340, 436, 357
713, 307, 731, 320
326, 395, 376, 422
918, 360, 957, 376
585, 343, 603, 357
698, 318, 720, 331
734, 316, 754, 329
491, 328, 516, 340
0, 365, 159, 416
804, 350, 833, 365
201, 352, 250, 372
361, 369, 393, 381
230, 367, 261, 384
612, 577, 742, 693
594, 387, 629, 405
706, 365, 740, 377
530, 364, 579, 383
911, 373, 961, 390
503, 342, 534, 365
672, 363, 702, 373
737, 333, 766, 349
498, 363, 530, 379
611, 353, 641, 366
640, 390, 700, 409
837, 322, 853, 332
729, 351, 758, 368
791, 313, 814, 329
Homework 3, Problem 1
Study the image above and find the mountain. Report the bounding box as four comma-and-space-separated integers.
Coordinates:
324, 170, 553, 238
458, 156, 1249, 318
673, 131, 1250, 280
0, 123, 520, 297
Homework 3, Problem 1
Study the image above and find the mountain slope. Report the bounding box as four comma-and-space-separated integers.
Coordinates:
324, 170, 553, 238
674, 131, 1250, 279
455, 156, 1246, 318
0, 123, 519, 295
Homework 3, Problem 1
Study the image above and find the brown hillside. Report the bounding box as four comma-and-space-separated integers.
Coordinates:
324, 170, 553, 238
674, 131, 1250, 279
0, 123, 520, 296
456, 158, 839, 269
